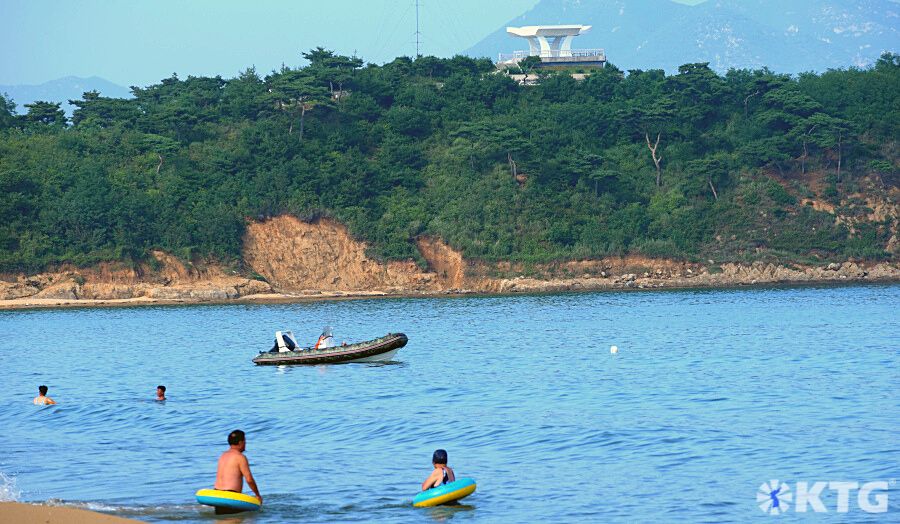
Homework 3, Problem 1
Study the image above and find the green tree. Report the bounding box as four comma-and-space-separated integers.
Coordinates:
141, 134, 180, 174
267, 69, 331, 140
221, 67, 268, 118
69, 90, 139, 128
685, 153, 733, 201
303, 47, 363, 97
0, 93, 16, 130
516, 55, 542, 75
24, 101, 67, 127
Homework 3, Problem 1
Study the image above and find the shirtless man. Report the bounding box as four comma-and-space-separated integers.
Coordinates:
215, 430, 262, 504
33, 385, 56, 405
156, 385, 166, 401
421, 449, 455, 491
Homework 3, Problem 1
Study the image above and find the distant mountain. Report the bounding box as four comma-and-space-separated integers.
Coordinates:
465, 0, 900, 73
0, 76, 131, 115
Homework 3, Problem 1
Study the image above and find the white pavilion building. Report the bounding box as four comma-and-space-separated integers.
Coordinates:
499, 25, 606, 68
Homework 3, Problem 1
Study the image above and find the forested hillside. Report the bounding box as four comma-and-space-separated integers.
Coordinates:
0, 50, 897, 273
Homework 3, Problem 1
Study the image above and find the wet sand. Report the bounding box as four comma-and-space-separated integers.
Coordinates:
0, 502, 140, 523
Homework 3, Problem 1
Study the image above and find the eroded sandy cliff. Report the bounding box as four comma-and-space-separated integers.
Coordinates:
243, 216, 442, 293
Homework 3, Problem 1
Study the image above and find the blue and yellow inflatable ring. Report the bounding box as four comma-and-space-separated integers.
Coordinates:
413, 478, 476, 507
195, 488, 261, 511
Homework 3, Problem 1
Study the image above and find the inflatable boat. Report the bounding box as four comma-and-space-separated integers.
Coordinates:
253, 331, 407, 365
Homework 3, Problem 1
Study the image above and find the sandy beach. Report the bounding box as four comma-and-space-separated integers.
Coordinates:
0, 291, 402, 311
0, 502, 140, 524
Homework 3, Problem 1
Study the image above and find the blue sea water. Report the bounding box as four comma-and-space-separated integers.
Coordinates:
0, 284, 898, 523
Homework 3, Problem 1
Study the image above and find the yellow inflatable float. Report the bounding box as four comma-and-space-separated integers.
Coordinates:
195, 488, 261, 512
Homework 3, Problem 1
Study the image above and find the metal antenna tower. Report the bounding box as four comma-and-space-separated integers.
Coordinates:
415, 0, 421, 57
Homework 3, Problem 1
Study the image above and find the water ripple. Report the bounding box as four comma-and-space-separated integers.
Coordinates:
0, 285, 898, 522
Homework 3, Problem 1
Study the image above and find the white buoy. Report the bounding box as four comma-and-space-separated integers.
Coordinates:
610, 345, 618, 354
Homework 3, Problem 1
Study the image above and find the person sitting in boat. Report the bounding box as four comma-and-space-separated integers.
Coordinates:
421, 449, 455, 490
313, 327, 336, 350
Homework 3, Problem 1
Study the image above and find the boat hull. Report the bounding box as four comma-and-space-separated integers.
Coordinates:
253, 333, 407, 366
346, 347, 400, 363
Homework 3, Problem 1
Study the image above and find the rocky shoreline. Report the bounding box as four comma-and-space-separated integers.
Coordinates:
2, 259, 896, 311
2, 216, 896, 310
486, 260, 900, 293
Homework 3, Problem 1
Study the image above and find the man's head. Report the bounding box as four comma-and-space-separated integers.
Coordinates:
228, 429, 246, 450
157, 385, 166, 395
38, 385, 48, 396
432, 449, 448, 465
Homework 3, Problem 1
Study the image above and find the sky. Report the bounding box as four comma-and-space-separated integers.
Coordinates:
2, 0, 541, 87
2, 0, 708, 88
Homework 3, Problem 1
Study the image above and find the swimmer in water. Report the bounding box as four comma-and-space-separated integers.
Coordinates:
33, 385, 56, 405
215, 430, 262, 504
156, 385, 166, 401
421, 449, 455, 491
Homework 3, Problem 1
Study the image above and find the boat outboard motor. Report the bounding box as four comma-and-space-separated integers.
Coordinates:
274, 330, 299, 352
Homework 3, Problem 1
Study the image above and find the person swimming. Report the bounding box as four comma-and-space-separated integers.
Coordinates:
421, 449, 455, 491
156, 385, 167, 401
33, 385, 56, 405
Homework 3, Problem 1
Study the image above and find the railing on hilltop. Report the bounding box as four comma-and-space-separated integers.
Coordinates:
498, 49, 606, 63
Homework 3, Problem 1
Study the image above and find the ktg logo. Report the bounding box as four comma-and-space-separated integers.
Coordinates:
757, 480, 891, 515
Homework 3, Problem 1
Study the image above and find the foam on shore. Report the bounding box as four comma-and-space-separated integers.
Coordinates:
0, 472, 21, 503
